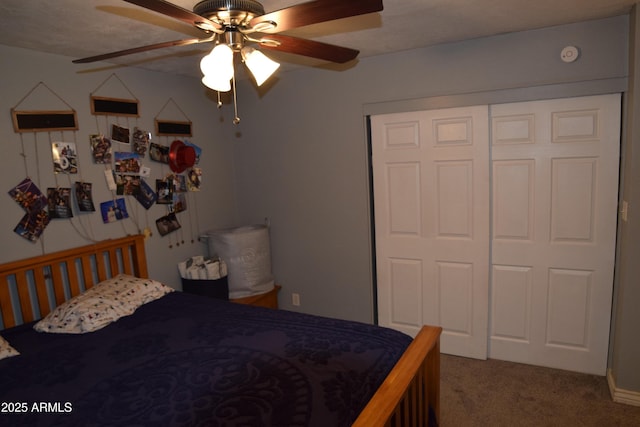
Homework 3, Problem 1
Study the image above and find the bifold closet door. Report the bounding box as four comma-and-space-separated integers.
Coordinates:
371, 106, 490, 359
489, 94, 620, 375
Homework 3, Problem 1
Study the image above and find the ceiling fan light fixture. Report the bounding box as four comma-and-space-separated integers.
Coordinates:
241, 46, 280, 86
202, 73, 232, 92
200, 43, 234, 75
200, 42, 234, 92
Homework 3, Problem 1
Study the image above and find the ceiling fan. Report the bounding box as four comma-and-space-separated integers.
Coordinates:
73, 0, 384, 123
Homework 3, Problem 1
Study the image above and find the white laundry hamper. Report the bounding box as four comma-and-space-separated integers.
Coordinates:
204, 224, 274, 299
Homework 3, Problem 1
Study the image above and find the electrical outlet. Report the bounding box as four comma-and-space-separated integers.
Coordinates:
292, 293, 300, 306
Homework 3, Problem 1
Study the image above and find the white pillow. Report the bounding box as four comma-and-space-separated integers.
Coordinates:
34, 274, 173, 334
0, 335, 19, 360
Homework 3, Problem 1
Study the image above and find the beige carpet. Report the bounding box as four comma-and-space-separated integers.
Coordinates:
440, 354, 640, 426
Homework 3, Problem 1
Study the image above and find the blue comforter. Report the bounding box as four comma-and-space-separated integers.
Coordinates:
0, 291, 411, 426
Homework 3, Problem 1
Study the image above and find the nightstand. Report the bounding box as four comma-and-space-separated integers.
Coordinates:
231, 284, 281, 309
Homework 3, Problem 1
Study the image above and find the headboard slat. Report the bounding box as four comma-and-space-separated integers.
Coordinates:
131, 242, 149, 279
80, 255, 94, 289
0, 274, 16, 329
108, 248, 119, 278
66, 260, 82, 298
50, 264, 66, 307
133, 241, 149, 279
33, 267, 50, 318
121, 247, 133, 276
0, 235, 148, 329
15, 273, 34, 323
95, 252, 107, 283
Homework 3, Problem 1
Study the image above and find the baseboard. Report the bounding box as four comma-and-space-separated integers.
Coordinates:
607, 369, 640, 407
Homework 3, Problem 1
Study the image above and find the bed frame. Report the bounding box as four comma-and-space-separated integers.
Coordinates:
0, 234, 441, 426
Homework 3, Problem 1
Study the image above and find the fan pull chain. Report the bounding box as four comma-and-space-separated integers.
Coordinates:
232, 74, 240, 125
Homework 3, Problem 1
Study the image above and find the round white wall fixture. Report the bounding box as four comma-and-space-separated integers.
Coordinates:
561, 46, 579, 63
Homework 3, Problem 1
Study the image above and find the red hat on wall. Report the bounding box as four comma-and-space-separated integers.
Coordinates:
169, 140, 196, 173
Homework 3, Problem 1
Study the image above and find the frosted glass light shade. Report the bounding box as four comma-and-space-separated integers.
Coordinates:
241, 47, 280, 86
200, 43, 233, 76
200, 43, 234, 92
202, 73, 231, 92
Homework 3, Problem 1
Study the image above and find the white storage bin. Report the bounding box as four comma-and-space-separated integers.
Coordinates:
204, 225, 274, 299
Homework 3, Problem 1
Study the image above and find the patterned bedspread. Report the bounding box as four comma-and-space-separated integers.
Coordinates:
0, 291, 411, 426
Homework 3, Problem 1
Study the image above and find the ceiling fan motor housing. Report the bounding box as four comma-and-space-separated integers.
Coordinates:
193, 0, 265, 27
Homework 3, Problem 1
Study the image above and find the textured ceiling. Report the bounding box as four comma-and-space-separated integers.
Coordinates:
0, 0, 635, 79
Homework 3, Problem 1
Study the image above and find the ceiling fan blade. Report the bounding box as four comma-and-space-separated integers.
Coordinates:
72, 37, 214, 64
250, 0, 383, 33
258, 34, 359, 63
123, 0, 222, 32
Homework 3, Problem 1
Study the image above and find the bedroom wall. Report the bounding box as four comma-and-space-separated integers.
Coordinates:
230, 15, 628, 321
609, 4, 640, 397
0, 44, 239, 287
231, 12, 640, 392
230, 13, 640, 390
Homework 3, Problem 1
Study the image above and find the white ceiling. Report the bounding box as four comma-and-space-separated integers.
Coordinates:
0, 0, 636, 79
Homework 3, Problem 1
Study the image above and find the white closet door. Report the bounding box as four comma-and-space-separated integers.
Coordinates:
371, 106, 490, 359
490, 94, 620, 375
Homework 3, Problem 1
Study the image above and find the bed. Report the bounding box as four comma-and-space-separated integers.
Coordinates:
0, 235, 441, 426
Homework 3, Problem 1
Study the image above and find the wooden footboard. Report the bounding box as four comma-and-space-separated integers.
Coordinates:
0, 235, 147, 330
353, 325, 442, 427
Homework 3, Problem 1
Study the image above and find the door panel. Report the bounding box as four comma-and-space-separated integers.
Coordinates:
490, 94, 620, 375
371, 106, 490, 359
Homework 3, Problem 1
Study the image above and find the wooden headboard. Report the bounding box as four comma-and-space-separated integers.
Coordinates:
0, 235, 148, 330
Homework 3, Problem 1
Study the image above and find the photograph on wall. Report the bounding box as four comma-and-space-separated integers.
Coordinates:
172, 193, 186, 213
111, 124, 130, 144
156, 178, 173, 204
173, 174, 187, 192
9, 177, 48, 215
14, 210, 50, 242
155, 212, 181, 236
187, 167, 202, 191
115, 174, 141, 196
51, 141, 78, 174
90, 134, 112, 164
75, 182, 96, 212
114, 151, 141, 174
184, 140, 202, 164
47, 187, 73, 219
100, 198, 128, 223
133, 127, 151, 157
135, 179, 157, 210
149, 142, 170, 164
